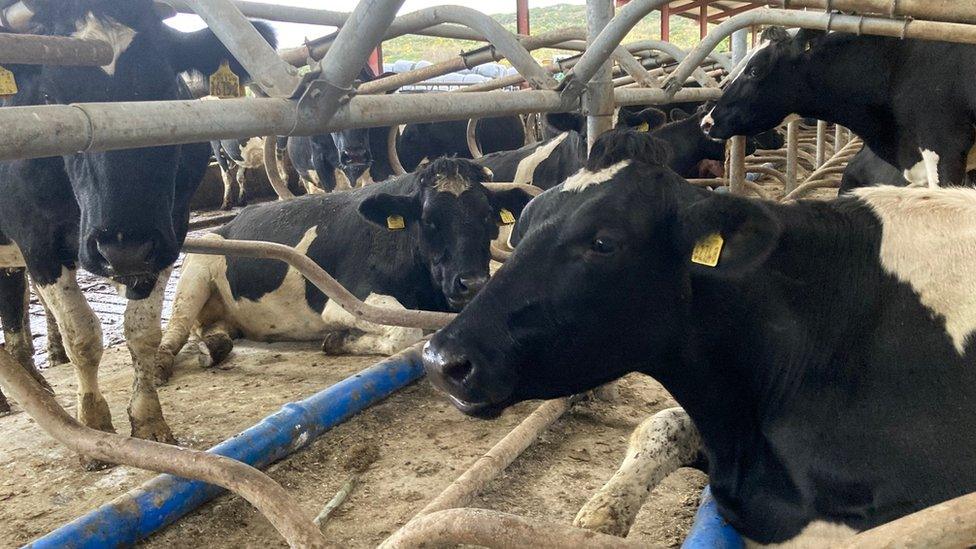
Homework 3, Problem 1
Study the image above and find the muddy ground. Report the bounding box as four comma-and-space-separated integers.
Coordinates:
0, 340, 706, 548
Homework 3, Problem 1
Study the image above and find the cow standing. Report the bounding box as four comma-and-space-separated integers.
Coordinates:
0, 1, 274, 465
158, 158, 534, 366
422, 130, 976, 545
210, 137, 267, 210
396, 116, 527, 172
703, 27, 976, 188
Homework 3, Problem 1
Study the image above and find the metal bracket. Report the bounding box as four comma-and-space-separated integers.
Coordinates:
295, 78, 356, 134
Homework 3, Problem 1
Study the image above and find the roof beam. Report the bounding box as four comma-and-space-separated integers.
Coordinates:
708, 2, 764, 22
670, 0, 712, 15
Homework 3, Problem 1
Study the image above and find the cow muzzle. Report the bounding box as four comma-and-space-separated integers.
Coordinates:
422, 340, 511, 418
89, 231, 159, 277
446, 273, 488, 310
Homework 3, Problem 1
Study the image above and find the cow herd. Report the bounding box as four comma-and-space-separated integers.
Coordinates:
1, 1, 975, 546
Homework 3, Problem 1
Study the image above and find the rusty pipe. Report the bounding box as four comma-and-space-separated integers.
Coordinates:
182, 237, 456, 330
0, 347, 326, 548
0, 33, 114, 66
835, 491, 976, 549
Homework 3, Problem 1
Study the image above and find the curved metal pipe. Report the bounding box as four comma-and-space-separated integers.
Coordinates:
0, 348, 326, 549
381, 508, 643, 549
262, 135, 295, 199
836, 490, 976, 549
666, 9, 976, 97
387, 125, 408, 176
622, 39, 719, 87
182, 237, 456, 330
466, 118, 483, 158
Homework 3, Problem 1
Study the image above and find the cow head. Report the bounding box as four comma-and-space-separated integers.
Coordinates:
422, 130, 781, 416
16, 1, 274, 296
328, 67, 397, 186
702, 27, 825, 140
358, 158, 534, 311
543, 107, 667, 140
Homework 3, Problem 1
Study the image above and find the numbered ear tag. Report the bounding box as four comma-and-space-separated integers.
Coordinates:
387, 215, 406, 231
691, 233, 724, 267
636, 122, 650, 132
209, 61, 241, 99
499, 209, 516, 225
0, 66, 18, 98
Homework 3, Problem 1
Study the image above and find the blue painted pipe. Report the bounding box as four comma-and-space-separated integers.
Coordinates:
26, 350, 425, 549
682, 486, 745, 549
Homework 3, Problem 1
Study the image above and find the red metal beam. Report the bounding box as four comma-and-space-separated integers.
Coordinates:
700, 3, 708, 39
368, 45, 383, 76
661, 3, 670, 42
708, 2, 764, 22
516, 0, 530, 36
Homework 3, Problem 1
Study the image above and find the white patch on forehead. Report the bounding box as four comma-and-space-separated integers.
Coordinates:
745, 521, 857, 548
723, 40, 771, 88
514, 132, 570, 184
561, 160, 631, 193
73, 12, 136, 76
855, 185, 976, 354
433, 176, 470, 196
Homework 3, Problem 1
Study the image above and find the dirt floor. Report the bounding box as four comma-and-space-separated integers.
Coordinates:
0, 339, 706, 548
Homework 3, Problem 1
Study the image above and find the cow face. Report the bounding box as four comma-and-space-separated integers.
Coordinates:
20, 1, 273, 294
703, 28, 822, 140
327, 68, 397, 186
422, 131, 781, 417
359, 159, 534, 311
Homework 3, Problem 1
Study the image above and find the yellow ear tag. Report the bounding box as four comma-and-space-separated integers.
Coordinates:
499, 209, 516, 225
387, 215, 406, 231
636, 122, 650, 132
209, 61, 241, 99
691, 233, 724, 267
0, 66, 18, 98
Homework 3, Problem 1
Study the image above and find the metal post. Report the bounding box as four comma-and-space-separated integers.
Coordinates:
785, 119, 800, 193
586, 0, 616, 150
815, 119, 827, 167
729, 136, 747, 195
660, 3, 670, 42
517, 0, 530, 35
834, 124, 848, 153
700, 4, 708, 40
185, 0, 303, 98
731, 28, 749, 65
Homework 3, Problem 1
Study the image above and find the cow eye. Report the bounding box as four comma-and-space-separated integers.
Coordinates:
747, 66, 761, 79
589, 237, 617, 255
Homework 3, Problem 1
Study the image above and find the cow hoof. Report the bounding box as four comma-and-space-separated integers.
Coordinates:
130, 420, 177, 445
573, 502, 630, 537
321, 331, 350, 355
153, 351, 176, 386
203, 333, 233, 366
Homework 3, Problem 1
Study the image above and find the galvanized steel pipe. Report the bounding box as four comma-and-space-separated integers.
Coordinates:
0, 33, 113, 66
766, 0, 976, 25
666, 9, 976, 96
585, 0, 616, 148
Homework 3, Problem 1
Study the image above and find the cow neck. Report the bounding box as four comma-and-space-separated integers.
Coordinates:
652, 198, 883, 492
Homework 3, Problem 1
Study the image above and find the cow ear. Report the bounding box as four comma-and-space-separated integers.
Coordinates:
359, 193, 421, 230
488, 188, 535, 221
670, 108, 690, 122
676, 194, 781, 278
761, 26, 791, 44
635, 108, 667, 131
793, 29, 826, 54
545, 112, 585, 134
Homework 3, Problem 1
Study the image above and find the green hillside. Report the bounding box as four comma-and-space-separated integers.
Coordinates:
383, 3, 727, 64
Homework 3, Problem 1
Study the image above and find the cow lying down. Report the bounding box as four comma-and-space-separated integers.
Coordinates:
159, 158, 533, 368
423, 130, 976, 546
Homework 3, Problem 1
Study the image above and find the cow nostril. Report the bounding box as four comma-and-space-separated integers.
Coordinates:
94, 236, 155, 274
456, 275, 488, 296
443, 359, 475, 386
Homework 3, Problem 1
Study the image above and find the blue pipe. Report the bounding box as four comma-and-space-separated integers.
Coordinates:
26, 350, 425, 549
682, 486, 745, 549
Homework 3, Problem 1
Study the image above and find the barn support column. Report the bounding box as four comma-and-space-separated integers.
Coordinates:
785, 119, 800, 193
586, 0, 616, 150
728, 136, 748, 195
816, 120, 828, 167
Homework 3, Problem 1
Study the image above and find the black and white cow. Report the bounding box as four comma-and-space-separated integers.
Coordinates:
703, 27, 976, 188
423, 129, 976, 546
0, 1, 272, 459
283, 67, 397, 193
396, 116, 526, 173
158, 158, 534, 365
210, 136, 267, 210
839, 145, 909, 194
476, 130, 589, 191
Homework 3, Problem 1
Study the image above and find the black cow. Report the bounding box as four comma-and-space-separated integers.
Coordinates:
543, 107, 667, 139
159, 158, 534, 364
210, 136, 266, 209
839, 145, 909, 194
283, 67, 397, 193
476, 130, 589, 191
0, 1, 273, 459
396, 116, 527, 172
423, 130, 976, 545
703, 27, 976, 188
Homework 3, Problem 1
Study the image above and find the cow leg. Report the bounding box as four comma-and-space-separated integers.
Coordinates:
36, 269, 114, 469
37, 289, 69, 366
320, 295, 423, 356
124, 269, 176, 443
0, 268, 52, 415
200, 319, 235, 366
220, 165, 237, 210
574, 408, 701, 537
158, 252, 217, 377
236, 165, 248, 207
